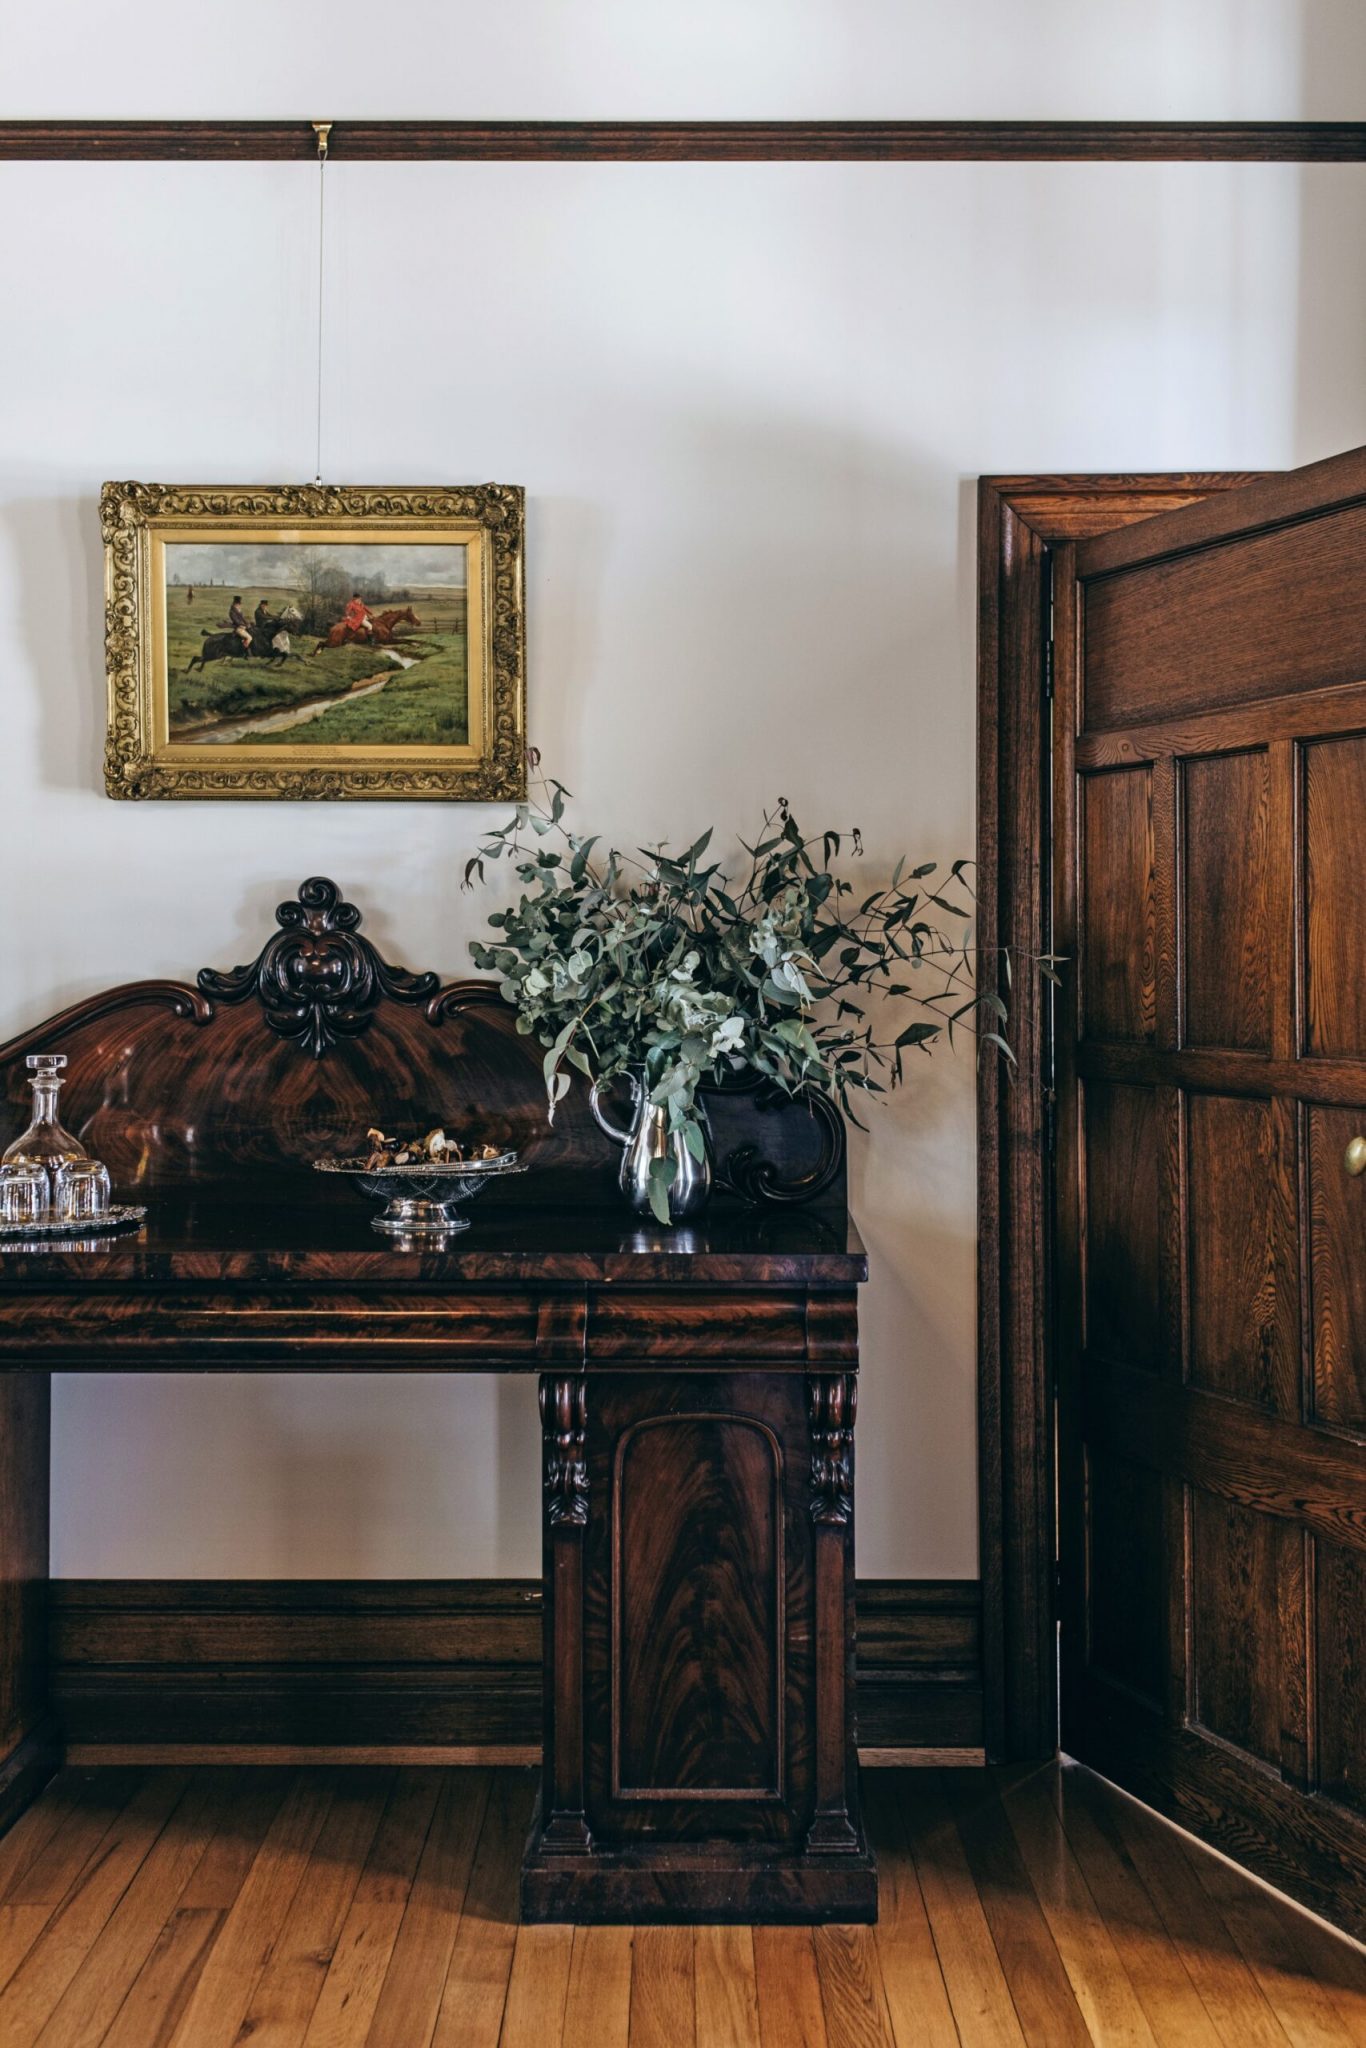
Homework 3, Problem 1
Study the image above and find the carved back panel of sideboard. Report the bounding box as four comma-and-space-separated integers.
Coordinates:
0, 878, 846, 1204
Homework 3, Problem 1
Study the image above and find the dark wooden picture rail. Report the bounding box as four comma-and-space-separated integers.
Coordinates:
1, 120, 1364, 161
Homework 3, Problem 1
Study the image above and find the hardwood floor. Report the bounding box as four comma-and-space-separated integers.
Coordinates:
0, 1762, 1360, 2046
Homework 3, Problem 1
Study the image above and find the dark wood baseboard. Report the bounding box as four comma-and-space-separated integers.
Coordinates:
50, 1577, 981, 1757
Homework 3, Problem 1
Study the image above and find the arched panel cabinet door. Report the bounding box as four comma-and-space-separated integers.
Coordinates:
609, 1409, 787, 1808
524, 1360, 875, 1924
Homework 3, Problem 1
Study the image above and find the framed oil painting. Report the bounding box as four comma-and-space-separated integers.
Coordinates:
102, 482, 525, 800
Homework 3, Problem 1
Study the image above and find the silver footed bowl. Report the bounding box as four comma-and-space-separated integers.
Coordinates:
314, 1150, 525, 1236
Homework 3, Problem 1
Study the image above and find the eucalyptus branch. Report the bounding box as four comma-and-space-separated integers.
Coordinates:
464, 761, 1018, 1216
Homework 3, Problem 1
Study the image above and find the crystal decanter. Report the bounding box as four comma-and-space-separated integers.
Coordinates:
3, 1053, 87, 1188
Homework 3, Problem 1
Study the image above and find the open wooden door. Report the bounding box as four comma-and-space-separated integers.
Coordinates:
1054, 444, 1366, 1936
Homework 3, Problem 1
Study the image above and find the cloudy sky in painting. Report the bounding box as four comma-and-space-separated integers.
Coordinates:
164, 542, 467, 586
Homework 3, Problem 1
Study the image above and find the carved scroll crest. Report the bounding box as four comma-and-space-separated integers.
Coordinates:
197, 876, 439, 1057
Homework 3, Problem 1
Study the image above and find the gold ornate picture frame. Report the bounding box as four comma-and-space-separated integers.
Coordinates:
102, 482, 526, 801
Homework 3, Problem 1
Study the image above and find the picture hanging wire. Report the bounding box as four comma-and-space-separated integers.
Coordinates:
311, 122, 332, 484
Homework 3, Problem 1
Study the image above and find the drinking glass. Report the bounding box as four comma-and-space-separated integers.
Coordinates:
0, 1162, 50, 1228
52, 1158, 111, 1225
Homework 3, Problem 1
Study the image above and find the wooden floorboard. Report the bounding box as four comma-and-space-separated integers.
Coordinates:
0, 1763, 1358, 2045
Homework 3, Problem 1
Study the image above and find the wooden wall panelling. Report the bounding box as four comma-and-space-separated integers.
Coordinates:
1182, 750, 1274, 1050
47, 1579, 983, 1760
1303, 734, 1366, 1057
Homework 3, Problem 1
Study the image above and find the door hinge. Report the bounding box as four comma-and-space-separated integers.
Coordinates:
1044, 633, 1054, 701
1044, 1088, 1057, 1156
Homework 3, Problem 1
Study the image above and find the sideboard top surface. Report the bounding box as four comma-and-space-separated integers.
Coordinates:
0, 1183, 867, 1289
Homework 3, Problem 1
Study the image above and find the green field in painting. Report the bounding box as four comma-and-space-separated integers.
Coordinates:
254, 634, 469, 746
163, 584, 468, 745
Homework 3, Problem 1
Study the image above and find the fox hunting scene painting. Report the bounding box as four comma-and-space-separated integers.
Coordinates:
165, 542, 469, 746
102, 483, 527, 801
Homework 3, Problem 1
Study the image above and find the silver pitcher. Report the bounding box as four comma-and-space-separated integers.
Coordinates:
589, 1069, 713, 1223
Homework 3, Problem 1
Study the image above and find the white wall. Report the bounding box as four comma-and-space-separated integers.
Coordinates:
4, 6, 1366, 1581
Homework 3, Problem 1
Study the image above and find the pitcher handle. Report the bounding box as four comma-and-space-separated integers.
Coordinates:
590, 1073, 638, 1147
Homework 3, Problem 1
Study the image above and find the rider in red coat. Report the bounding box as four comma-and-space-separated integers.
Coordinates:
343, 593, 375, 640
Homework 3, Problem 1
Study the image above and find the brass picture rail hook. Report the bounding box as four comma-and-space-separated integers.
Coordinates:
312, 120, 333, 161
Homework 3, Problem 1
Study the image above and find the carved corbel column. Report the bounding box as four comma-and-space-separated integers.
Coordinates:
806, 1371, 860, 1852
539, 1372, 592, 1852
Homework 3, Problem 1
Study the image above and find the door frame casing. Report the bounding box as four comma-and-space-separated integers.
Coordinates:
974, 473, 1267, 1759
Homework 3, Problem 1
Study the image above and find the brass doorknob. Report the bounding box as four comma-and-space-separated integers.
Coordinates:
1346, 1137, 1366, 1177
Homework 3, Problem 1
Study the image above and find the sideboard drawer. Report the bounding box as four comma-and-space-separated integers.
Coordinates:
0, 1290, 545, 1367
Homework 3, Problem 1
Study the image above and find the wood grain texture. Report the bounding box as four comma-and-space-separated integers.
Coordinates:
45, 1577, 981, 1764
1046, 1765, 1225, 2046
499, 1922, 572, 2047
941, 1771, 1091, 2046
629, 1926, 695, 2048
861, 1781, 958, 2045
160, 1769, 337, 2048
1082, 497, 1366, 731
523, 1368, 874, 1923
1305, 736, 1366, 1057
1082, 770, 1156, 1042
0, 1764, 1361, 2046
897, 1772, 1026, 2045
562, 1925, 632, 2048
1101, 1774, 1296, 2047
300, 1767, 441, 2048
363, 1769, 487, 2048
4, 120, 1366, 161
1186, 1093, 1300, 1415
0, 1770, 192, 2042
430, 1767, 533, 2046
1056, 446, 1366, 1938
973, 471, 1260, 1770
753, 1926, 828, 2048
1183, 751, 1273, 1050
225, 1769, 387, 2048
613, 1416, 782, 1798
30, 1768, 238, 2048
1315, 1542, 1366, 1813
996, 1766, 1160, 2048
1189, 1496, 1304, 1774
695, 1924, 760, 2048
1307, 1104, 1366, 1432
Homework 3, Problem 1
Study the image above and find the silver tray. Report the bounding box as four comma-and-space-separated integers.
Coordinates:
314, 1152, 525, 1236
0, 1202, 147, 1241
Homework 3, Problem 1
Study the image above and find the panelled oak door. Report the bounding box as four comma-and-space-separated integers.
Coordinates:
1054, 444, 1366, 1936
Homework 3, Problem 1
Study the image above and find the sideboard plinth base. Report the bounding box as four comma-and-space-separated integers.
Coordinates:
521, 1807, 877, 1924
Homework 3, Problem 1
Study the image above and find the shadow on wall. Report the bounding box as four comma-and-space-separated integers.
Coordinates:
1295, 6, 1366, 458
7, 494, 104, 797
263, 1373, 543, 1578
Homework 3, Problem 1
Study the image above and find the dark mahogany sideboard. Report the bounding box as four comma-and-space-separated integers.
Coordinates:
0, 879, 876, 1923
